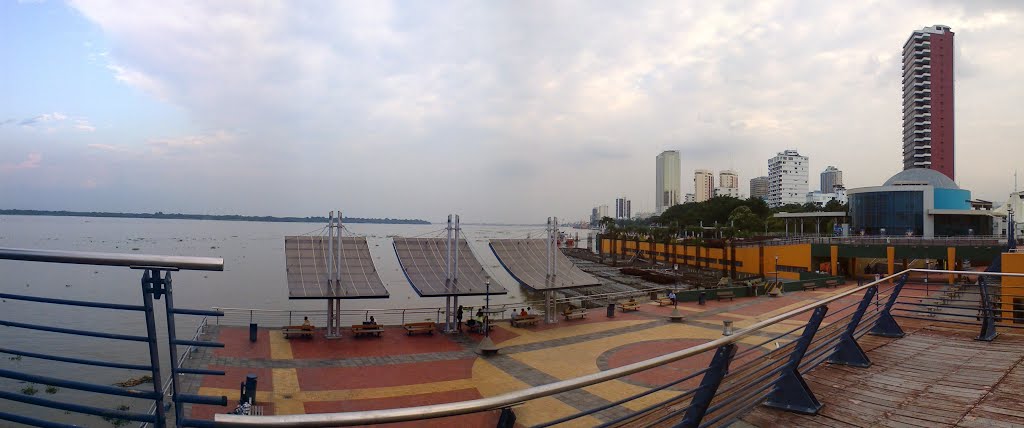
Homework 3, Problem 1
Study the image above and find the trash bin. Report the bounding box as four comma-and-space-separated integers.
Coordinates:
243, 374, 258, 404
249, 323, 257, 342
698, 292, 707, 306
649, 291, 659, 301
606, 303, 615, 318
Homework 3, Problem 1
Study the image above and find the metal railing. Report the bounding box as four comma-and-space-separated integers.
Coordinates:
214, 268, 1024, 427
737, 235, 1007, 248
0, 247, 226, 428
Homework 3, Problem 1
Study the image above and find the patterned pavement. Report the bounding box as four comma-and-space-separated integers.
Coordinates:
179, 285, 862, 426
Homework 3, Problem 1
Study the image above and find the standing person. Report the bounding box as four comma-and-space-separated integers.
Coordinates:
668, 291, 677, 305
456, 306, 464, 332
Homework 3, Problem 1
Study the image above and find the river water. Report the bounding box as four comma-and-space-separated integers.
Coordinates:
0, 215, 593, 426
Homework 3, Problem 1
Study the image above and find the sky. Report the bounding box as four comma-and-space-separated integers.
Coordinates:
2, 1, 1023, 224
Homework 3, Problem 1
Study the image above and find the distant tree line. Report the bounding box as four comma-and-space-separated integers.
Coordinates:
599, 196, 848, 240
0, 209, 430, 225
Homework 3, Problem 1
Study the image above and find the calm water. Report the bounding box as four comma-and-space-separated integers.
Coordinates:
0, 215, 592, 425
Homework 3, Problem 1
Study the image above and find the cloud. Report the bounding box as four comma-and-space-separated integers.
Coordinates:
147, 130, 234, 149
87, 143, 123, 151
39, 1, 1024, 220
6, 112, 95, 133
0, 153, 42, 172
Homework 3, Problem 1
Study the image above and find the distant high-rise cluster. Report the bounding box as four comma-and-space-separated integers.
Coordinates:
767, 149, 809, 208
655, 150, 681, 214
590, 204, 609, 224
693, 169, 715, 202
615, 197, 631, 220
903, 25, 954, 180
749, 176, 769, 200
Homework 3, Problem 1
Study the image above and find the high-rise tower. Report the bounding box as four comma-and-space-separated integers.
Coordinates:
655, 151, 681, 214
903, 25, 954, 180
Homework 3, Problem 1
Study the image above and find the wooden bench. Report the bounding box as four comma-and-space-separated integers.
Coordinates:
824, 280, 840, 288
510, 315, 540, 328
351, 324, 384, 337
403, 322, 435, 336
618, 302, 640, 312
563, 309, 588, 320
656, 298, 674, 307
282, 325, 314, 339
716, 291, 735, 301
802, 283, 818, 291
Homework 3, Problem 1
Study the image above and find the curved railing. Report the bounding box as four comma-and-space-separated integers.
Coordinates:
215, 268, 1024, 427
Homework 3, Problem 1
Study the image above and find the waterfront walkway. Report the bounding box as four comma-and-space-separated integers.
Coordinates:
179, 284, 1024, 427
182, 287, 858, 426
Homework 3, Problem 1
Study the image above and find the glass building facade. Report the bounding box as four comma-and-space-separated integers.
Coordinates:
850, 191, 924, 235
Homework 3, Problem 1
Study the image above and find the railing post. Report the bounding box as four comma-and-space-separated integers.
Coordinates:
764, 305, 827, 415
870, 273, 908, 338
157, 269, 187, 425
828, 286, 875, 368
679, 344, 736, 427
977, 276, 998, 342
140, 269, 168, 428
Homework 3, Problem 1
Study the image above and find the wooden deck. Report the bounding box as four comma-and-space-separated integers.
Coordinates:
739, 322, 1024, 427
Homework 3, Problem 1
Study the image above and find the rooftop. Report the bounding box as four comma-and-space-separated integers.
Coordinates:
883, 168, 959, 189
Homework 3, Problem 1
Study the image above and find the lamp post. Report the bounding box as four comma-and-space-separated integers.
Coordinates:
775, 256, 781, 295
484, 279, 491, 337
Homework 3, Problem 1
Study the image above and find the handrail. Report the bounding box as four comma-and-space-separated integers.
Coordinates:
218, 268, 1024, 426
0, 247, 224, 271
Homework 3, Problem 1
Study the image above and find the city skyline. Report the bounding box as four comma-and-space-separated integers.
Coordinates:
3, 2, 1024, 223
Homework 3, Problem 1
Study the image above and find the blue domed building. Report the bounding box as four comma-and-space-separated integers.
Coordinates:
848, 169, 993, 237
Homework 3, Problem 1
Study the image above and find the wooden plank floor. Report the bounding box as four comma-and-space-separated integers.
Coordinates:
739, 323, 1024, 428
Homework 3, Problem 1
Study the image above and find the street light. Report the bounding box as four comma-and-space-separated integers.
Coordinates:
484, 279, 491, 337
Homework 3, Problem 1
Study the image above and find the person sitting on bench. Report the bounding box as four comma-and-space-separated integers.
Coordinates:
519, 308, 529, 317
302, 317, 312, 328
363, 316, 376, 326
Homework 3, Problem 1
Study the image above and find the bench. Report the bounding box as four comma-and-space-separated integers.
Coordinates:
510, 315, 540, 328
403, 322, 435, 336
618, 302, 640, 312
282, 325, 314, 339
824, 280, 840, 288
656, 298, 674, 307
563, 309, 588, 320
802, 283, 817, 291
351, 324, 384, 337
716, 291, 735, 301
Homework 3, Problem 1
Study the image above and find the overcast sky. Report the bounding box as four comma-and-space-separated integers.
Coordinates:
2, 1, 1022, 223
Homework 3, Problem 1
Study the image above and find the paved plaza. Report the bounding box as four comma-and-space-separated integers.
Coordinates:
183, 285, 874, 426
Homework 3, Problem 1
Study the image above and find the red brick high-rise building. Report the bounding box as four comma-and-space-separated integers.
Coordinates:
902, 25, 954, 180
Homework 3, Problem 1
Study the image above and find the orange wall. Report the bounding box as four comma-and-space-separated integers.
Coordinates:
599, 238, 810, 280
1001, 253, 1024, 324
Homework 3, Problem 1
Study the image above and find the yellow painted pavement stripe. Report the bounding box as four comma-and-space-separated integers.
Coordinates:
268, 330, 294, 360
496, 319, 649, 348
272, 368, 305, 414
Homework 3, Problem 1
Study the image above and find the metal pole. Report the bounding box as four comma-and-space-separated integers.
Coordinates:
327, 211, 334, 288
159, 270, 184, 425
141, 270, 167, 428
445, 215, 453, 332
485, 280, 491, 337
552, 217, 559, 277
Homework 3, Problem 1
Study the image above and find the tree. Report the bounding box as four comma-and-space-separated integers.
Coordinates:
728, 206, 764, 237
823, 199, 847, 212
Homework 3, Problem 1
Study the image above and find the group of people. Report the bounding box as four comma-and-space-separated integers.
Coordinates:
456, 305, 489, 332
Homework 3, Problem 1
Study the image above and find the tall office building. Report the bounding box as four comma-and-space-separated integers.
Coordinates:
655, 151, 681, 214
694, 169, 714, 202
750, 176, 770, 200
715, 170, 741, 198
821, 166, 843, 192
767, 149, 809, 208
903, 25, 954, 180
684, 193, 695, 203
615, 197, 631, 220
590, 205, 609, 225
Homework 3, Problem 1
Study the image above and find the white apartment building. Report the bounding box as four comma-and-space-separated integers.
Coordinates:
655, 151, 681, 214
806, 188, 848, 207
684, 193, 695, 203
768, 149, 809, 208
694, 169, 714, 202
715, 170, 740, 198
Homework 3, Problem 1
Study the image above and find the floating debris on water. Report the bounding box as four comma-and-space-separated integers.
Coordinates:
113, 375, 152, 387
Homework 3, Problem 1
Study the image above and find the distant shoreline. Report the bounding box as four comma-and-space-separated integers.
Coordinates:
0, 209, 431, 225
